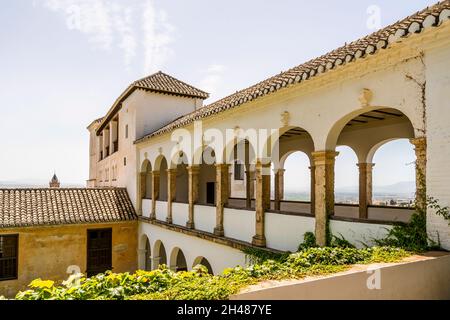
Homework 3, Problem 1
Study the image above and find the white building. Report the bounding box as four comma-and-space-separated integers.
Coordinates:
87, 2, 450, 274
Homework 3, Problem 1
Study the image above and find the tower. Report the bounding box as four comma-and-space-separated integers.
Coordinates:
49, 173, 60, 188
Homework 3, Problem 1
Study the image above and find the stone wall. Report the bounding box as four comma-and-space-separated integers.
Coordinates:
0, 221, 138, 298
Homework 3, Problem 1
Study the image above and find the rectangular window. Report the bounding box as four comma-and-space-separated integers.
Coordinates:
0, 234, 18, 281
125, 125, 128, 139
124, 157, 127, 166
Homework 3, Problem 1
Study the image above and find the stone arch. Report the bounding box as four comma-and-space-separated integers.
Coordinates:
158, 157, 168, 201
326, 106, 417, 151
192, 256, 214, 275
169, 247, 188, 272
170, 151, 189, 203
140, 159, 153, 200
263, 125, 315, 170
198, 146, 217, 205
153, 240, 167, 268
138, 234, 152, 270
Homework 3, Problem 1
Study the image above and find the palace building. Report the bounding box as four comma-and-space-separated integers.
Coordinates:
1, 1, 450, 296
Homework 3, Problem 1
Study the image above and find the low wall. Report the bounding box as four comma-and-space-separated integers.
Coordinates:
330, 218, 392, 248
224, 208, 255, 243
155, 201, 167, 221
194, 205, 216, 234
172, 202, 189, 227
266, 212, 315, 252
142, 199, 152, 218
231, 253, 450, 300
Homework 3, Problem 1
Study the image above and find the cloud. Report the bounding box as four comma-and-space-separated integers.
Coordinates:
198, 64, 227, 99
35, 0, 174, 72
142, 0, 175, 74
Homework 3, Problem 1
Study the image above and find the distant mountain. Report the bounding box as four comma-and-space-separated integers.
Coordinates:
335, 181, 415, 195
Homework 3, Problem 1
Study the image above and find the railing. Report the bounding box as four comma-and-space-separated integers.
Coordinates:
155, 201, 168, 221
223, 208, 255, 243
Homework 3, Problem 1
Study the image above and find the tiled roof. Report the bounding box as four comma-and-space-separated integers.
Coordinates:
133, 71, 209, 100
96, 72, 209, 133
0, 188, 137, 229
135, 1, 450, 144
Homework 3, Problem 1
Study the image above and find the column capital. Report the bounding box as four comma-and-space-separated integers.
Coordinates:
273, 168, 286, 174
311, 150, 339, 164
166, 168, 177, 174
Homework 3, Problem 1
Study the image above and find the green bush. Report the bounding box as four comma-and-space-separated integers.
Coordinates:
15, 246, 409, 300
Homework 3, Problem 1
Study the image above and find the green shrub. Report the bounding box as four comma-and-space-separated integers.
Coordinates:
15, 246, 410, 300
298, 232, 317, 251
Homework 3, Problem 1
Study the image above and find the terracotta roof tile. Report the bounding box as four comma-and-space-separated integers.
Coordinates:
135, 1, 450, 144
0, 188, 137, 229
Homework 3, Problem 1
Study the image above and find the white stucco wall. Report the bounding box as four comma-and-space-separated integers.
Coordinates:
155, 201, 168, 221
139, 222, 247, 275
223, 208, 255, 243
425, 40, 450, 250
142, 199, 152, 218
193, 205, 216, 233
330, 219, 392, 248
172, 202, 189, 226
265, 213, 315, 252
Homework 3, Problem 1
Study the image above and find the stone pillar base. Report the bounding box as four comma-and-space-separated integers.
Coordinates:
150, 213, 156, 220
186, 221, 195, 229
214, 226, 224, 237
252, 235, 266, 247
166, 217, 173, 224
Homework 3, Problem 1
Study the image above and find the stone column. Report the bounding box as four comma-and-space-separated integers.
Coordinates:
309, 165, 316, 214
252, 161, 271, 247
214, 164, 229, 236
410, 137, 427, 214
357, 163, 374, 219
166, 169, 177, 224
138, 172, 146, 215
186, 166, 199, 229
245, 165, 252, 209
312, 151, 339, 247
274, 169, 285, 211
150, 171, 160, 220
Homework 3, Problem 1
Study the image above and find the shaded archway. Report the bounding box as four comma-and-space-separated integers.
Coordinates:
227, 139, 257, 209
153, 240, 167, 268
332, 108, 416, 220
171, 151, 189, 203
140, 159, 152, 200
170, 247, 188, 272
158, 157, 168, 201
198, 147, 217, 205
267, 126, 315, 213
192, 256, 214, 275
139, 234, 152, 271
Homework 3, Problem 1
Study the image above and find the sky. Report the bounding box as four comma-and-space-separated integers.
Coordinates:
0, 0, 435, 186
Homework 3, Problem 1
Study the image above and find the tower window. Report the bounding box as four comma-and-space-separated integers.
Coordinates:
125, 125, 129, 139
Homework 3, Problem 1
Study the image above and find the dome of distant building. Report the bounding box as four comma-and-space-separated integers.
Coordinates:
49, 173, 60, 188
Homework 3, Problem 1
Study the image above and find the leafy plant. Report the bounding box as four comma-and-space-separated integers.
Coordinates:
15, 246, 410, 301
298, 232, 318, 251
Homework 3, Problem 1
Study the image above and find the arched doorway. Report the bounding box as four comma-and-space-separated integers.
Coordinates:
170, 247, 188, 272
192, 256, 214, 274
153, 240, 167, 268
